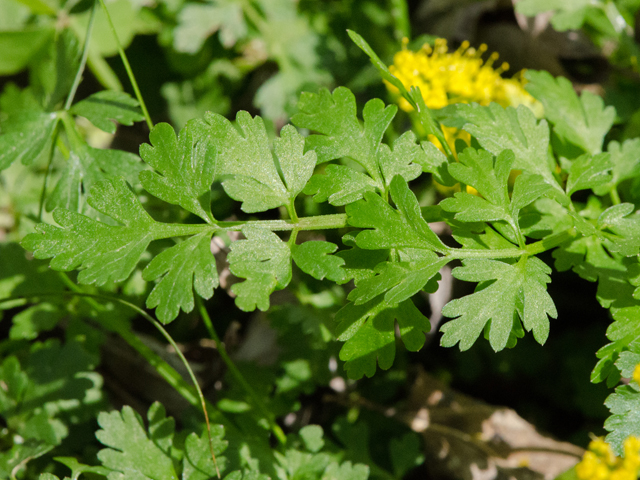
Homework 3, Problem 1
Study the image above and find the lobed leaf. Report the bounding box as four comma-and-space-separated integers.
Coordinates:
0, 111, 57, 170
303, 164, 377, 206
565, 152, 612, 196
441, 257, 557, 351
292, 241, 348, 283
70, 91, 144, 134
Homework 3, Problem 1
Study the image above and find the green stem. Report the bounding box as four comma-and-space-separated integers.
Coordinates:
96, 0, 153, 130
197, 298, 287, 446
37, 127, 59, 222
610, 187, 621, 205
389, 0, 410, 41
217, 213, 348, 232
65, 0, 96, 111
525, 228, 577, 256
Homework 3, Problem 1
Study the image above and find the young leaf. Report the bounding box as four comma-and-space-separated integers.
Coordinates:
143, 232, 218, 323
452, 103, 563, 195
96, 403, 178, 480
565, 152, 612, 196
292, 241, 348, 283
228, 226, 292, 311
441, 256, 557, 351
0, 111, 57, 170
346, 175, 449, 253
303, 164, 377, 206
70, 91, 145, 134
525, 70, 615, 154
292, 87, 396, 183
593, 306, 640, 385
140, 122, 216, 223
22, 177, 178, 286
335, 240, 389, 285
598, 203, 640, 256
336, 298, 430, 379
594, 138, 640, 195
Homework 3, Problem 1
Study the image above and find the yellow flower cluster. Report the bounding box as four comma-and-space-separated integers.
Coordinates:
575, 437, 640, 480
633, 363, 640, 385
387, 38, 539, 112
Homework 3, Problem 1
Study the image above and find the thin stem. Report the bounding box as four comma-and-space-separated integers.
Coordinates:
610, 187, 621, 205
197, 298, 287, 446
65, 0, 96, 111
37, 128, 59, 222
97, 0, 153, 130
217, 213, 348, 232
389, 0, 410, 41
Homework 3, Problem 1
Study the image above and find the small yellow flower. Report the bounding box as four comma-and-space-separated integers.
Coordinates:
632, 363, 640, 385
576, 436, 640, 480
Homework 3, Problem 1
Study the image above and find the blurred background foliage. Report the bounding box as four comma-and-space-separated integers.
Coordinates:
3, 0, 640, 479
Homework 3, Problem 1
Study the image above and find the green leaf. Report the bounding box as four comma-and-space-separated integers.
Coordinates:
9, 302, 64, 340
96, 403, 178, 480
143, 232, 218, 323
452, 103, 563, 195
346, 176, 449, 253
303, 164, 377, 206
565, 152, 612, 196
336, 298, 430, 379
195, 113, 314, 213
292, 241, 348, 283
0, 28, 54, 75
441, 256, 557, 351
53, 457, 111, 479
299, 425, 325, 453
525, 70, 615, 154
593, 306, 640, 385
605, 384, 640, 455
0, 111, 57, 170
173, 0, 247, 53
183, 428, 229, 480
46, 145, 143, 213
594, 138, 640, 195
598, 203, 640, 256
292, 87, 396, 183
348, 253, 449, 306
140, 122, 216, 223
378, 131, 423, 186
228, 226, 292, 311
70, 91, 144, 134
335, 240, 389, 285
23, 177, 160, 286
389, 434, 424, 479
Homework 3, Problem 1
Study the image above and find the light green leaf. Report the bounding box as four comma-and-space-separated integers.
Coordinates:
303, 164, 377, 206
96, 403, 178, 480
525, 70, 615, 154
274, 124, 316, 199
70, 91, 144, 134
595, 138, 640, 195
0, 111, 57, 170
441, 257, 557, 351
605, 384, 640, 455
0, 28, 54, 75
140, 122, 216, 223
453, 103, 563, 194
143, 232, 218, 323
566, 152, 612, 196
228, 226, 292, 312
598, 203, 640, 256
378, 131, 423, 186
183, 428, 229, 480
292, 87, 396, 183
346, 176, 449, 253
173, 0, 247, 53
292, 241, 347, 283
336, 298, 430, 379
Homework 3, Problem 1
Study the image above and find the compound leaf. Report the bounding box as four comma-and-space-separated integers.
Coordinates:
336, 297, 430, 379
228, 226, 292, 312
292, 241, 347, 283
346, 175, 448, 252
595, 138, 640, 195
441, 256, 556, 351
525, 70, 615, 154
143, 232, 218, 323
292, 87, 396, 183
605, 384, 640, 455
378, 131, 423, 187
23, 177, 158, 286
598, 203, 640, 256
140, 122, 216, 223
70, 91, 144, 134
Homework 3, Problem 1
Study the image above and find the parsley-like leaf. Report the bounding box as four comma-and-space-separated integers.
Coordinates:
140, 122, 216, 223
70, 91, 144, 134
228, 226, 292, 311
303, 164, 377, 206
565, 152, 612, 196
336, 298, 430, 379
525, 70, 615, 154
441, 256, 557, 351
346, 175, 448, 253
595, 138, 640, 195
0, 111, 57, 170
292, 241, 347, 283
143, 232, 218, 323
605, 384, 640, 455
